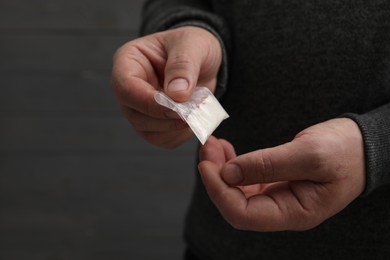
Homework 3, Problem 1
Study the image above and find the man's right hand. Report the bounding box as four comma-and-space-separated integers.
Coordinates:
111, 26, 223, 148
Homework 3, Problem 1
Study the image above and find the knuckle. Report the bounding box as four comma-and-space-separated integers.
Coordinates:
123, 75, 139, 90
168, 52, 194, 71
254, 152, 275, 183
295, 215, 324, 231
171, 52, 191, 63
128, 119, 144, 133
110, 75, 124, 99
306, 140, 331, 173
225, 213, 248, 231
230, 218, 249, 231
132, 120, 146, 132
229, 219, 244, 230
113, 76, 135, 104
224, 211, 244, 230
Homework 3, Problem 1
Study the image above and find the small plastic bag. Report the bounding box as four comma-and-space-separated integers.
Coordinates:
154, 87, 229, 145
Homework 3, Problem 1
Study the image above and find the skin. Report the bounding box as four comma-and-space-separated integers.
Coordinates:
111, 26, 222, 148
111, 26, 366, 231
198, 119, 365, 231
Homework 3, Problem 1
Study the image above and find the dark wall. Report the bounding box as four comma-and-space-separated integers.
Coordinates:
0, 1, 196, 259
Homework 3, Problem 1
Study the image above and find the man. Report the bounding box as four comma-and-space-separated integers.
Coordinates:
112, 1, 390, 259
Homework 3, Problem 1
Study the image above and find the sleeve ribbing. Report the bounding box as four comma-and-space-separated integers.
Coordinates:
343, 103, 390, 196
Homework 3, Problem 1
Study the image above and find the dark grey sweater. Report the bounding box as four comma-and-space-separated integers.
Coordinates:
141, 1, 390, 259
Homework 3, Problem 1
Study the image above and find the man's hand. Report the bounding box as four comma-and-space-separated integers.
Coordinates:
198, 118, 365, 231
111, 26, 222, 148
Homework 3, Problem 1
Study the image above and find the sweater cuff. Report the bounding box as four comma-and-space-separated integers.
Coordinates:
342, 103, 390, 196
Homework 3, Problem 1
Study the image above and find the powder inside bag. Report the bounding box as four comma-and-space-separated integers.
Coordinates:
186, 94, 229, 144
154, 87, 229, 145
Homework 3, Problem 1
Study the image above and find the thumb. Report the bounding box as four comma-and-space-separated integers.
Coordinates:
221, 142, 316, 186
164, 37, 202, 103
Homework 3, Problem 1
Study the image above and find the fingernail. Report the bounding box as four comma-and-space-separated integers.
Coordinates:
167, 78, 189, 92
222, 164, 243, 185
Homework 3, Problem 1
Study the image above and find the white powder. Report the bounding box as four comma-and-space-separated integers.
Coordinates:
186, 93, 229, 144
154, 87, 229, 144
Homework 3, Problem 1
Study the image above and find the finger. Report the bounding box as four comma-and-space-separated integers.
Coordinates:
243, 181, 329, 231
199, 161, 332, 231
219, 139, 237, 161
113, 70, 169, 120
198, 161, 249, 225
199, 136, 227, 168
112, 42, 161, 88
112, 44, 167, 119
221, 141, 325, 186
122, 107, 188, 132
163, 32, 205, 102
199, 160, 293, 231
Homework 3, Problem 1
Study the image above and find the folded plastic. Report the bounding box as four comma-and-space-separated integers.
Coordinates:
154, 87, 229, 144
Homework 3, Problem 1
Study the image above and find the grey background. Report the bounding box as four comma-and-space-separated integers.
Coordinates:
0, 0, 197, 259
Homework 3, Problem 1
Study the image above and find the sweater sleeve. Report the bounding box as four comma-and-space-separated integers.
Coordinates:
343, 103, 390, 196
140, 0, 230, 98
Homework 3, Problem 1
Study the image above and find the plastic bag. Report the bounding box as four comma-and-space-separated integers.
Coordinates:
154, 87, 229, 145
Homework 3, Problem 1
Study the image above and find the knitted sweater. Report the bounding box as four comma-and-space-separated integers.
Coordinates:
141, 1, 390, 259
